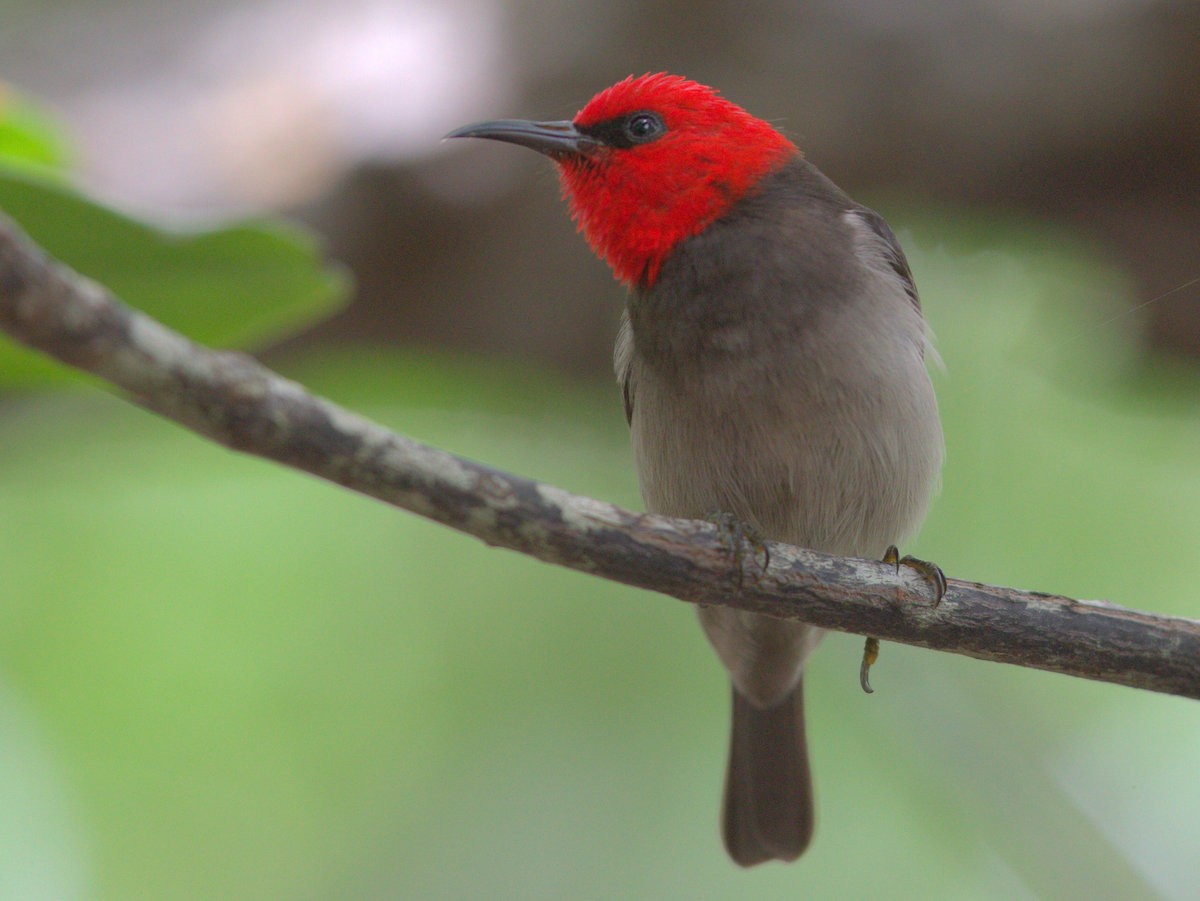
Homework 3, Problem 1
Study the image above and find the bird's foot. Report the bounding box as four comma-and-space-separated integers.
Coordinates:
861, 549, 946, 694
883, 545, 947, 607
705, 512, 770, 590
859, 636, 880, 694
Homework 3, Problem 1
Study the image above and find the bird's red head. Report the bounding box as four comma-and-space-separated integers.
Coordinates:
563, 74, 796, 287
449, 74, 798, 288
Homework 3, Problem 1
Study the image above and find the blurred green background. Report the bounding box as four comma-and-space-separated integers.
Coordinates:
3, 2, 1200, 899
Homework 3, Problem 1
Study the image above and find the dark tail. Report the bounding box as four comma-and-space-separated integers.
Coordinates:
721, 680, 814, 866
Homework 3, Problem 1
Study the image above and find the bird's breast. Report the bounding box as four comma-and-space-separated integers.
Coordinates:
626, 317, 942, 559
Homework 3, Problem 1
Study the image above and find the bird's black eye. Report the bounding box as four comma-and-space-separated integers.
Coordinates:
575, 111, 667, 149
623, 112, 666, 144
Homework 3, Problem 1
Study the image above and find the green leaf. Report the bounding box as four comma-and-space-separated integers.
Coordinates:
0, 83, 71, 177
0, 168, 351, 385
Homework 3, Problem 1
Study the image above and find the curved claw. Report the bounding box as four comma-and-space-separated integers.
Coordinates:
884, 545, 947, 607
860, 636, 879, 694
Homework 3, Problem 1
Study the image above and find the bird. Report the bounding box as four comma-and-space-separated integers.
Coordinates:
447, 73, 944, 866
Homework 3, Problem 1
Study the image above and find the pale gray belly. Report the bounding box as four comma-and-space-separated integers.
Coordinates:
628, 361, 941, 560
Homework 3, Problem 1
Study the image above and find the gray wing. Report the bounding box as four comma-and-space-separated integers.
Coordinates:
614, 309, 635, 425
843, 207, 920, 311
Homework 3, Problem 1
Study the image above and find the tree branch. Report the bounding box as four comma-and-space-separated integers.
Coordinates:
2, 211, 1198, 700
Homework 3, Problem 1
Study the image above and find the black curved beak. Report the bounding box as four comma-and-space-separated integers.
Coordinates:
445, 119, 600, 160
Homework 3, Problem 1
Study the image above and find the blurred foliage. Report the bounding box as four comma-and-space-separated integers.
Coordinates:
2, 87, 1200, 901
0, 91, 350, 386
0, 83, 71, 178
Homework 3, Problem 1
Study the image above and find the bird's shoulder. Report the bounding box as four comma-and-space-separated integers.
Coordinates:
732, 158, 919, 309
839, 205, 920, 312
